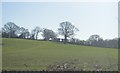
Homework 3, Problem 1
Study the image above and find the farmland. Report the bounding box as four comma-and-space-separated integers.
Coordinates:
2, 38, 118, 71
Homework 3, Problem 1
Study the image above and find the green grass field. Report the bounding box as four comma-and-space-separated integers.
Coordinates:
2, 38, 118, 71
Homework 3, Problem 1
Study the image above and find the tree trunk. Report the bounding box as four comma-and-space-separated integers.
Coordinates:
36, 33, 38, 40
64, 35, 67, 44
9, 32, 11, 38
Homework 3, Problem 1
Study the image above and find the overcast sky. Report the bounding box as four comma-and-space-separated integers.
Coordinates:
1, 2, 118, 40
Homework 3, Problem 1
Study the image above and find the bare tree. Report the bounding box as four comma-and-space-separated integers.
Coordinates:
88, 34, 103, 46
25, 30, 30, 39
88, 35, 101, 41
42, 28, 57, 41
17, 27, 29, 39
30, 29, 36, 40
58, 21, 79, 43
2, 22, 20, 38
34, 27, 41, 40
30, 26, 41, 40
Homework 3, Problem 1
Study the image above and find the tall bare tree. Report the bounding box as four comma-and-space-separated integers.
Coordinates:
88, 34, 103, 46
2, 22, 20, 38
58, 21, 78, 43
30, 26, 41, 40
17, 27, 29, 39
42, 28, 57, 41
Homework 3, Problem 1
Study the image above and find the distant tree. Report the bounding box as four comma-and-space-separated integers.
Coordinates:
58, 21, 79, 43
88, 35, 100, 41
30, 26, 41, 40
87, 35, 118, 48
96, 38, 104, 47
109, 38, 118, 48
88, 34, 102, 46
2, 31, 9, 38
42, 28, 57, 41
103, 38, 118, 48
2, 22, 20, 38
2, 27, 8, 38
34, 27, 42, 40
25, 30, 30, 39
30, 29, 36, 40
17, 27, 29, 39
69, 38, 80, 44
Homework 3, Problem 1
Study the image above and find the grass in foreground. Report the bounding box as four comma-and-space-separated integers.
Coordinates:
2, 38, 118, 71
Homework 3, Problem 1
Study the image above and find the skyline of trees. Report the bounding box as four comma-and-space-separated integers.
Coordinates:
1, 21, 119, 48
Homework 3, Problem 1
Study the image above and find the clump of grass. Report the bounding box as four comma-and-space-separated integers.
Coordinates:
47, 59, 118, 71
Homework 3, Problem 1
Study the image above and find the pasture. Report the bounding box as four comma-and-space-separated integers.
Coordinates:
2, 38, 118, 71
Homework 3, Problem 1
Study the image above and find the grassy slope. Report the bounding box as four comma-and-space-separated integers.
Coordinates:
2, 38, 118, 71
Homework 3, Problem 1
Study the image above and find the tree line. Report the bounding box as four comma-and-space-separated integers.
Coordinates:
1, 21, 119, 48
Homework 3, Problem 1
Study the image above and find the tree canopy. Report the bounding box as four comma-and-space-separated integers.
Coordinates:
58, 21, 79, 43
